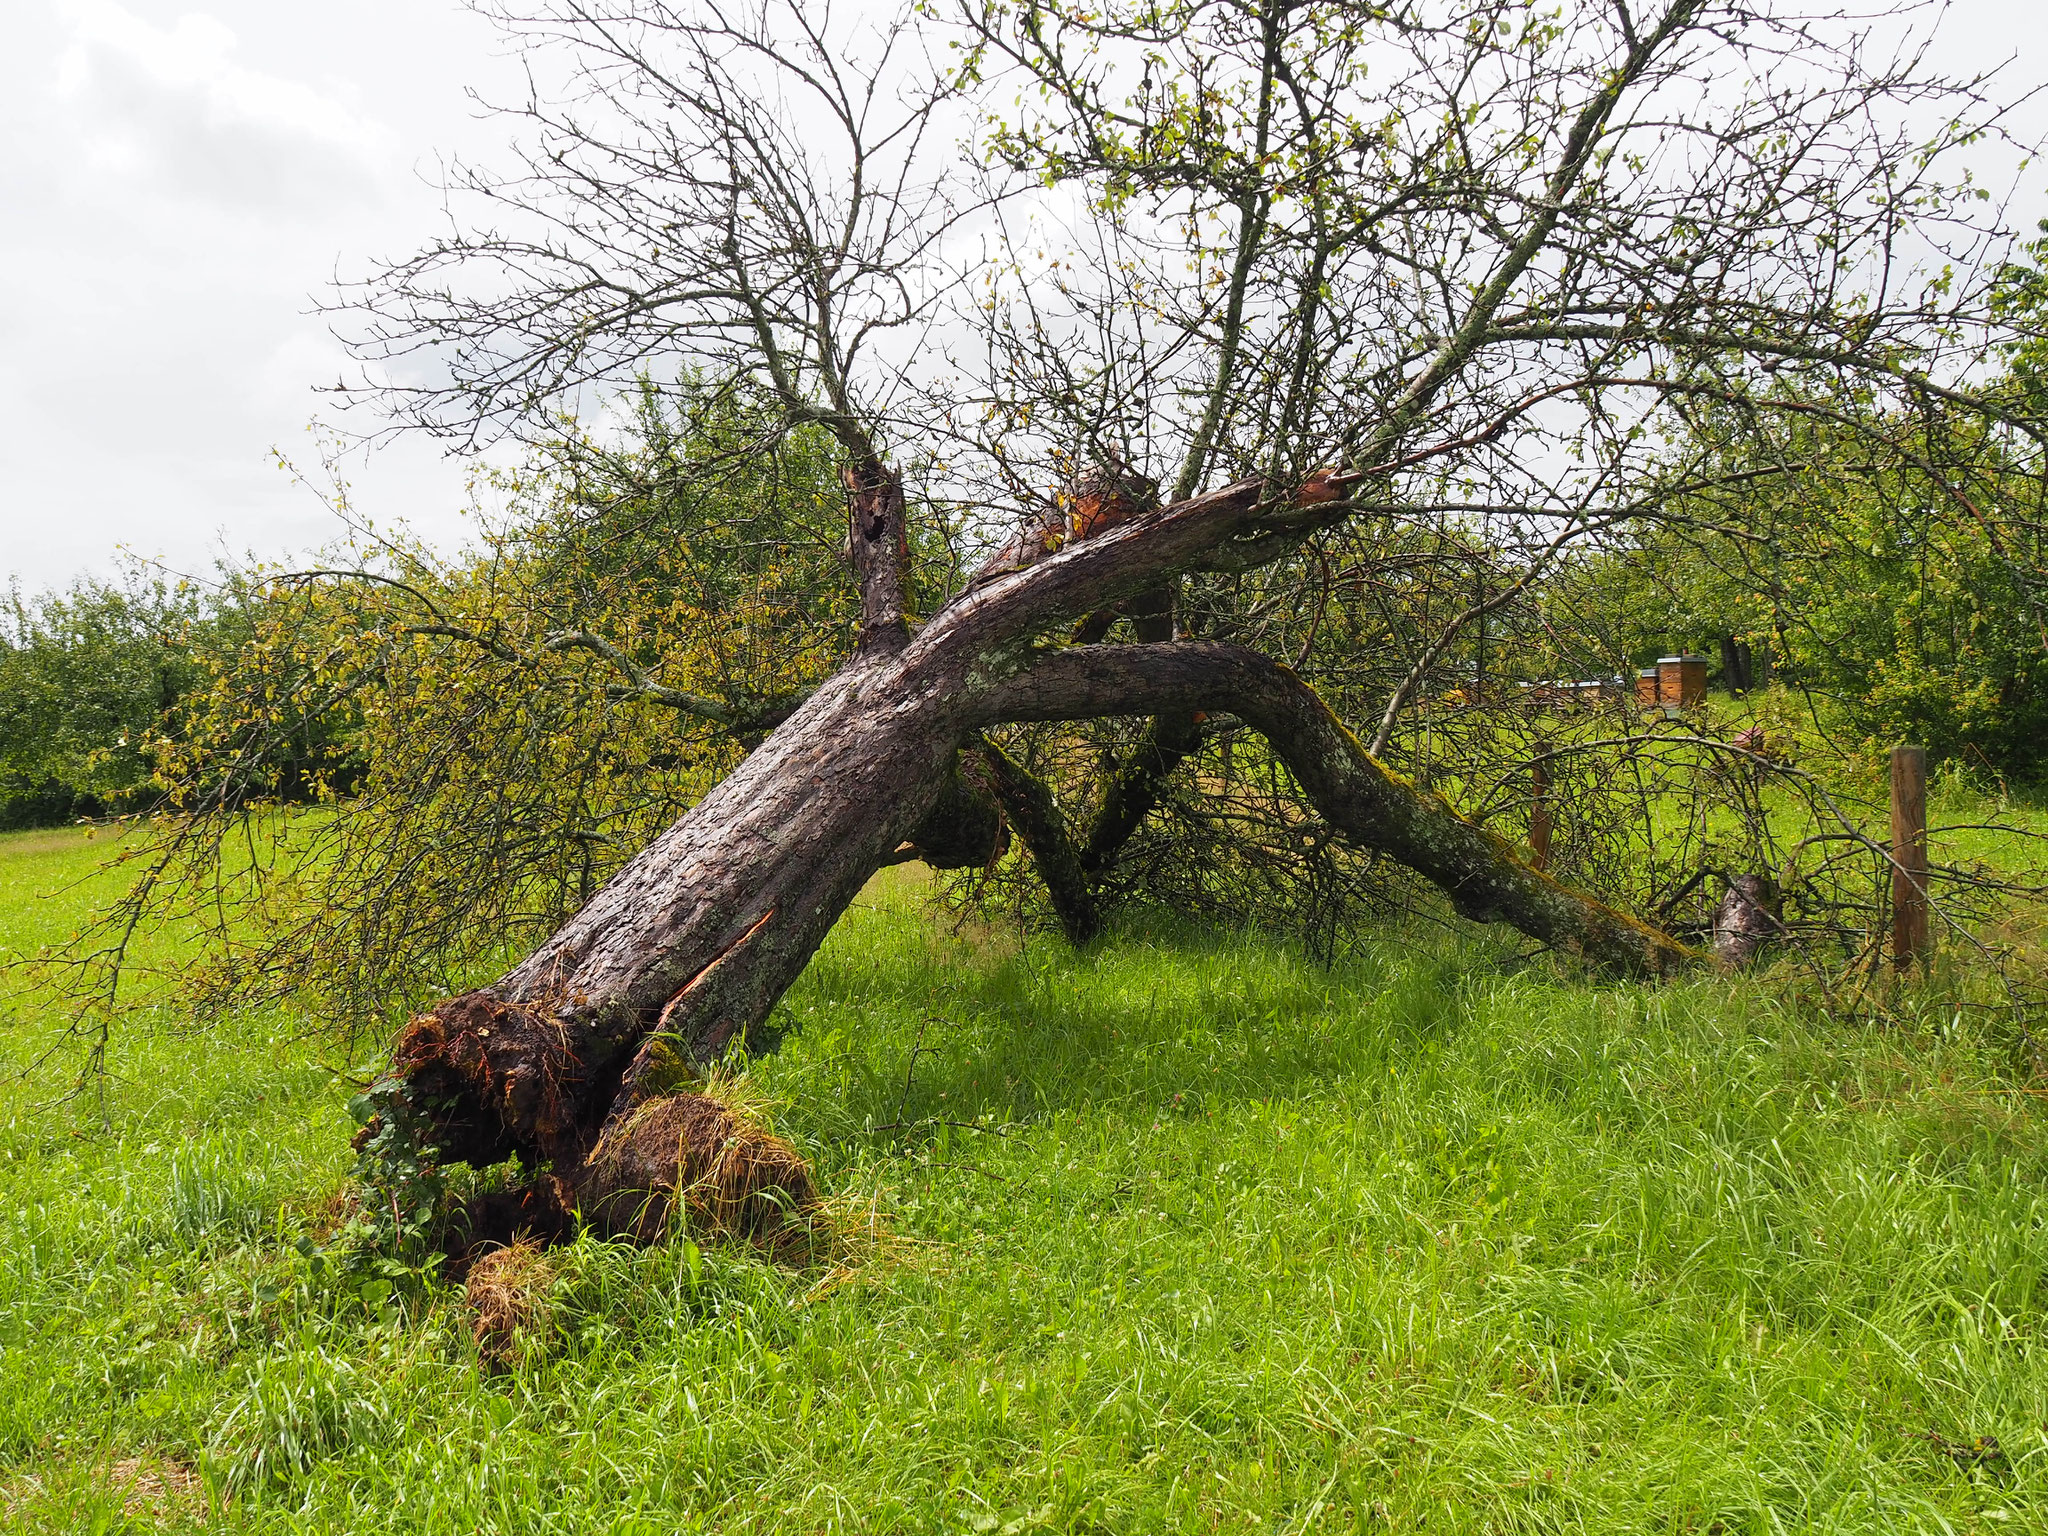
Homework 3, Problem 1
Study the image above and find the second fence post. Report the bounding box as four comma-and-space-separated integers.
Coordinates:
1890, 744, 1930, 971
1530, 757, 1552, 873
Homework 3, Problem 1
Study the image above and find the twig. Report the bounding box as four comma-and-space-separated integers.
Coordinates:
868, 1116, 1011, 1139
887, 1013, 934, 1136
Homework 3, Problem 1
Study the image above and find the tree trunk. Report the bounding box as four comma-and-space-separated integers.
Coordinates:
1719, 634, 1754, 694
1711, 873, 1780, 969
368, 474, 1696, 1242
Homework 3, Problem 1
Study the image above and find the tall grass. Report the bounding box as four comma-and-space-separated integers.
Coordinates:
2, 833, 2046, 1531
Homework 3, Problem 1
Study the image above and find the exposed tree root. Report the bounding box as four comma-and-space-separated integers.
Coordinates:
434, 1082, 819, 1291
444, 1180, 576, 1271
380, 993, 589, 1167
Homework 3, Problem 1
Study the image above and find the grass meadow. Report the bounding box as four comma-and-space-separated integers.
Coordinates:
4, 823, 2048, 1532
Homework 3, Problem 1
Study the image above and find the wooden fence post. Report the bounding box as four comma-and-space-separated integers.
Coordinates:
1890, 744, 1930, 970
1530, 758, 1552, 872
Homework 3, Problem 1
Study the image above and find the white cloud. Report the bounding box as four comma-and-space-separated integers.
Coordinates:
56, 2, 391, 153
0, 0, 509, 589
42, 2, 396, 214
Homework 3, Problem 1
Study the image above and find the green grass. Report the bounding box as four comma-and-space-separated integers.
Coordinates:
5, 831, 2048, 1532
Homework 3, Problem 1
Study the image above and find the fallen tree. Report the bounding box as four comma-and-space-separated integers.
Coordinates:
373, 468, 1691, 1238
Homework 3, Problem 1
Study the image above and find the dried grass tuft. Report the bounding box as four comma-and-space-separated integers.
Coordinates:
108, 1456, 204, 1520
463, 1239, 560, 1367
792, 1188, 932, 1304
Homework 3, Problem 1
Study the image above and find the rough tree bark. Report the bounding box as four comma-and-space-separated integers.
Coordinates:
366, 467, 1696, 1245
1711, 873, 1781, 969
1718, 635, 1755, 695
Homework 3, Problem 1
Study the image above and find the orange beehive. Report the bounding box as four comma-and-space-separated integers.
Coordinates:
1656, 654, 1708, 711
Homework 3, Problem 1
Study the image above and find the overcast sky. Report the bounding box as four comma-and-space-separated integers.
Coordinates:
3, 0, 2045, 593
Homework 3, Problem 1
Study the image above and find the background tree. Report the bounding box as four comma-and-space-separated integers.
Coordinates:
104, 384, 878, 1015
1602, 388, 2048, 777
0, 575, 221, 830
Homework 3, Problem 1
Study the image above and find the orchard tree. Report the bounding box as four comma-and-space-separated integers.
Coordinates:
114, 0, 2048, 1238
0, 576, 219, 828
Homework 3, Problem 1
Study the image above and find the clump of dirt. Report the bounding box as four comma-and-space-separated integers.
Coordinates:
573, 1089, 818, 1248
444, 1178, 575, 1275
463, 1239, 561, 1368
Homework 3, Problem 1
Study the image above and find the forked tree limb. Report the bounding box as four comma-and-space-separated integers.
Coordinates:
978, 642, 1695, 977
1079, 710, 1205, 878
1078, 581, 1201, 879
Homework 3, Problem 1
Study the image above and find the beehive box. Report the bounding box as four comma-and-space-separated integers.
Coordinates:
1657, 654, 1708, 710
